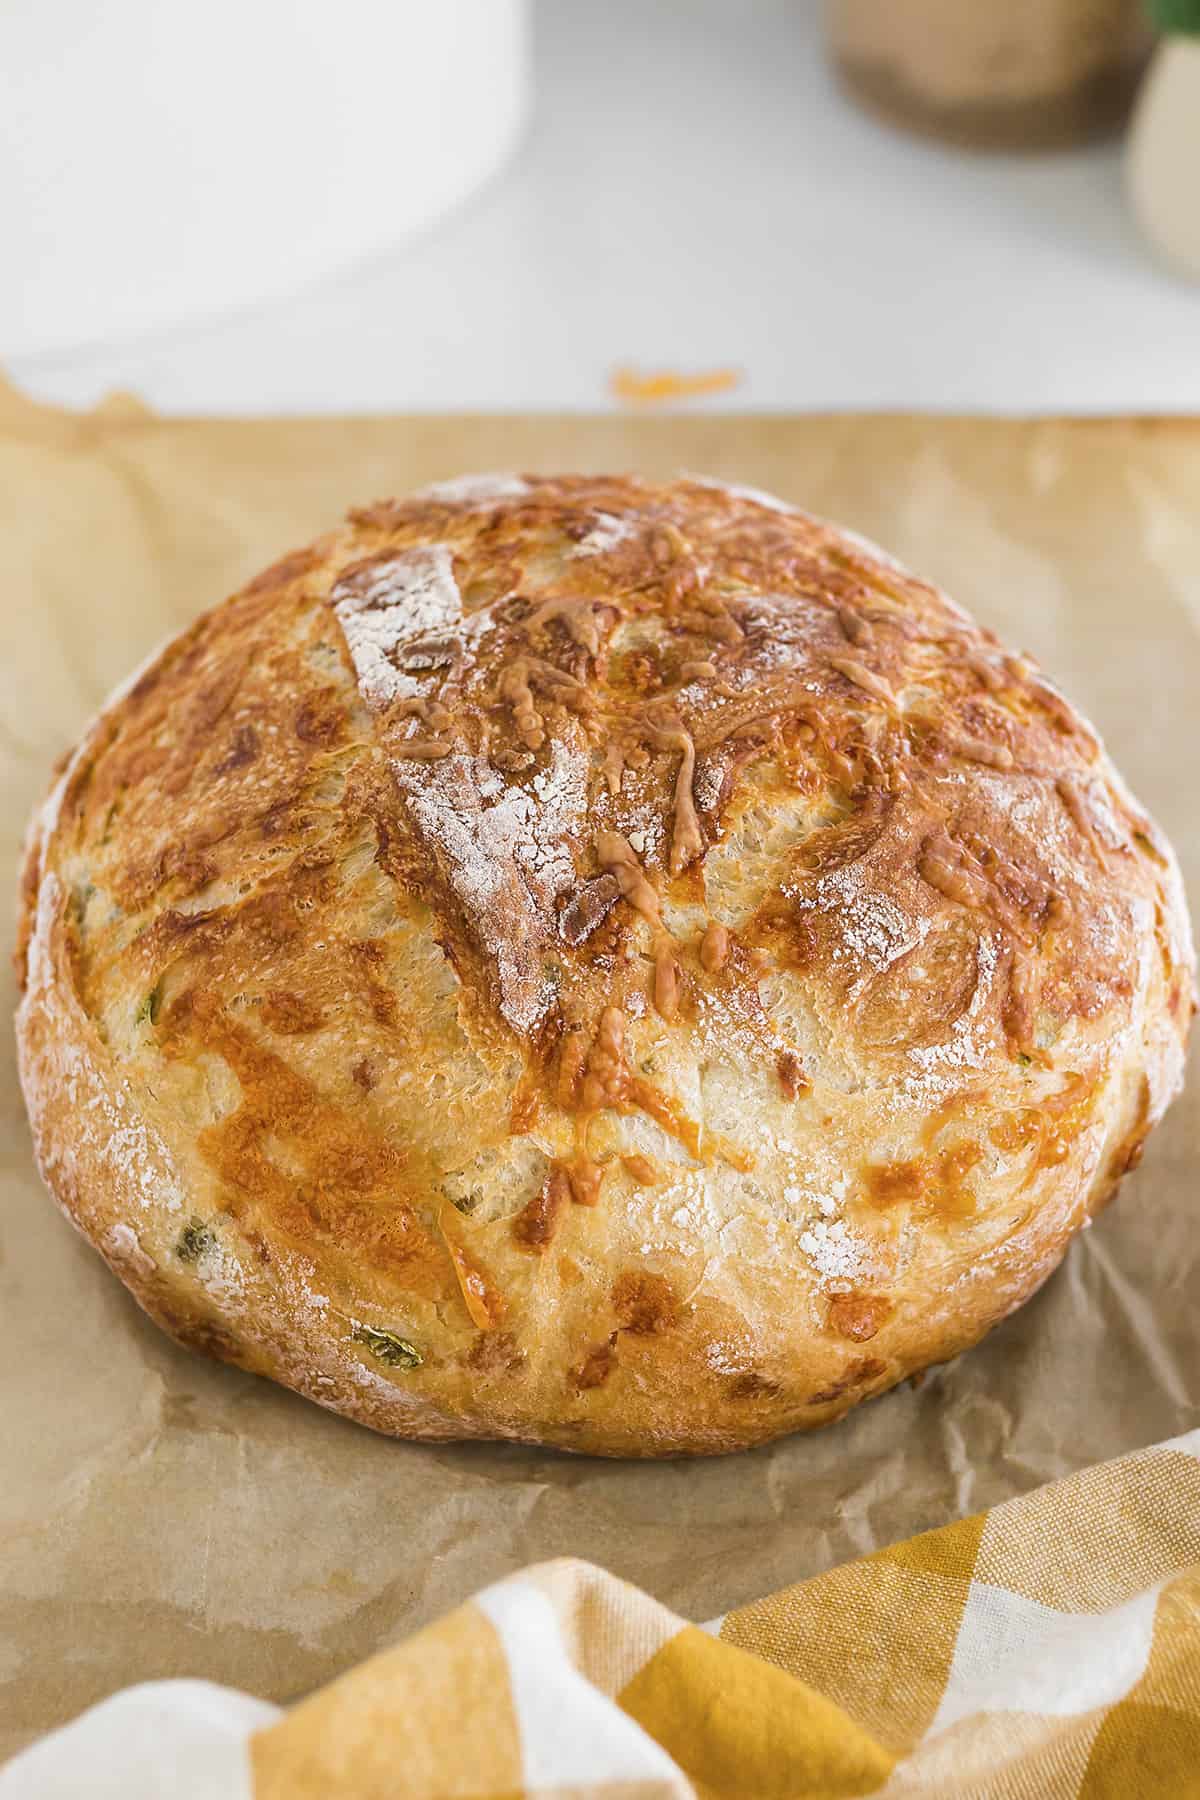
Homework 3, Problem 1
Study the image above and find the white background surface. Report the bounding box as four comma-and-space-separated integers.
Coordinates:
0, 0, 529, 361
10, 0, 1200, 417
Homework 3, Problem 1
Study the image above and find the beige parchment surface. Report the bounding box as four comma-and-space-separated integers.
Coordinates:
2, 384, 1197, 1757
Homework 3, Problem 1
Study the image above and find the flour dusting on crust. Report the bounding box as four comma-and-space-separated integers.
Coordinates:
570, 513, 638, 557
332, 545, 462, 707
416, 473, 529, 505
394, 739, 588, 1033
798, 1218, 867, 1286
24, 867, 61, 1004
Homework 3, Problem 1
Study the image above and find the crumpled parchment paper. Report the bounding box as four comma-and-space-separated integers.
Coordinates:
2, 383, 1196, 1757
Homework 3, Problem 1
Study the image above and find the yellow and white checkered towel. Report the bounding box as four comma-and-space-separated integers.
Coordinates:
7, 1430, 1200, 1798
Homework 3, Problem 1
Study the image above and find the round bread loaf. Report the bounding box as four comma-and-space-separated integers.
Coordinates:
15, 475, 1194, 1456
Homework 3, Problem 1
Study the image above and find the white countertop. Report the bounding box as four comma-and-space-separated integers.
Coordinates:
11, 0, 1200, 418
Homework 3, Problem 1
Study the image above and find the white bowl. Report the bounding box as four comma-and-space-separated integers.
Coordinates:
0, 0, 530, 358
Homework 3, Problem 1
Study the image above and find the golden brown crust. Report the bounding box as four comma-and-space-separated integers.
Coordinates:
14, 474, 1195, 1456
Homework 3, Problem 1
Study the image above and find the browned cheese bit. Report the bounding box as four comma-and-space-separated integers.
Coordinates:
700, 921, 730, 974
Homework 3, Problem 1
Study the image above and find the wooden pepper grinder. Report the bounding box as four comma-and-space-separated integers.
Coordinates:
1128, 1, 1200, 280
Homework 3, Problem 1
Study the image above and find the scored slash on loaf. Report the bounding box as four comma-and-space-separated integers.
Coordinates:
14, 475, 1194, 1455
